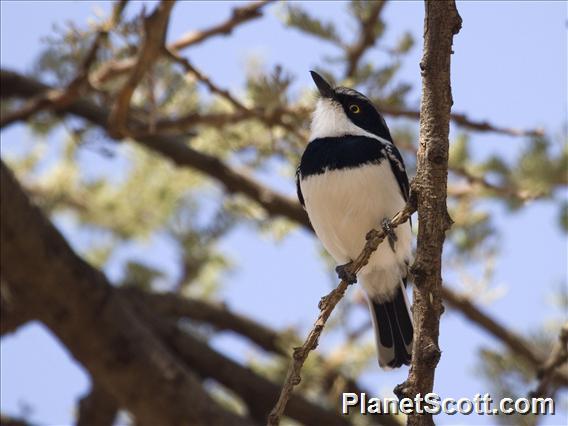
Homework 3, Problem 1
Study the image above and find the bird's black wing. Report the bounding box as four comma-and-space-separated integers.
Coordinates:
383, 142, 410, 202
295, 167, 305, 207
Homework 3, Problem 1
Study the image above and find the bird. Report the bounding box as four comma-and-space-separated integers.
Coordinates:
296, 71, 413, 369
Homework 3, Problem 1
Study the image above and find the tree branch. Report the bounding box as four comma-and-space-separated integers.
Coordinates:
172, 0, 271, 50
450, 166, 543, 201
108, 0, 175, 137
282, 104, 544, 138
442, 287, 568, 385
128, 298, 350, 426
0, 279, 34, 336
163, 51, 305, 139
0, 0, 128, 131
0, 415, 32, 426
0, 28, 105, 130
345, 0, 387, 78
0, 160, 254, 426
93, 1, 271, 85
120, 286, 287, 355
529, 322, 568, 397
120, 286, 401, 426
0, 69, 311, 229
268, 199, 416, 425
379, 106, 544, 138
76, 382, 118, 426
393, 3, 460, 425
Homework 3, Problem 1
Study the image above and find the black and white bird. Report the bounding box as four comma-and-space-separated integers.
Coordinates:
296, 71, 413, 369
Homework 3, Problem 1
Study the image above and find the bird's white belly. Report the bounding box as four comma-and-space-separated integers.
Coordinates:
301, 162, 411, 298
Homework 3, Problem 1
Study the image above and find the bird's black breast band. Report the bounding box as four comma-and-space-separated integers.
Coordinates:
298, 136, 387, 177
296, 135, 410, 206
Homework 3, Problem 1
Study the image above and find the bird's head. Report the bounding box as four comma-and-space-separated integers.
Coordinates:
309, 71, 392, 143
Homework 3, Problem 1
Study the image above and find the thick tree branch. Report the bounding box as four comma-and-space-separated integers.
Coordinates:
0, 415, 31, 426
120, 286, 401, 426
0, 160, 253, 426
1, 279, 34, 335
393, 3, 461, 425
108, 1, 175, 137
120, 287, 287, 355
128, 299, 350, 426
0, 69, 310, 229
268, 200, 416, 425
0, 160, 352, 426
76, 383, 118, 426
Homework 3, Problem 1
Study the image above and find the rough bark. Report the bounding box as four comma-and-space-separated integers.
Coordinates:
129, 300, 350, 426
76, 383, 118, 426
0, 160, 253, 426
1, 160, 354, 426
393, 2, 461, 425
120, 287, 288, 356
0, 280, 34, 336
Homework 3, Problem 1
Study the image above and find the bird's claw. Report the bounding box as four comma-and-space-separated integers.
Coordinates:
382, 218, 398, 251
335, 263, 357, 284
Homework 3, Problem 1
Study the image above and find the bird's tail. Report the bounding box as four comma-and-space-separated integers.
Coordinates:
369, 281, 413, 369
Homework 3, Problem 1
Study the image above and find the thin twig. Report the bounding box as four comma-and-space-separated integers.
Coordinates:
164, 50, 305, 139
442, 287, 568, 385
529, 323, 568, 398
244, 104, 545, 139
171, 0, 271, 50
93, 0, 271, 85
268, 199, 416, 425
380, 106, 545, 138
451, 166, 542, 201
165, 49, 248, 112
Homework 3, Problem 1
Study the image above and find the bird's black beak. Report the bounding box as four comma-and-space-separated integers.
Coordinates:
310, 71, 334, 99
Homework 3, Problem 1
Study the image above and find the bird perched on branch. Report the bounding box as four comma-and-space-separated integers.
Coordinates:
296, 71, 413, 369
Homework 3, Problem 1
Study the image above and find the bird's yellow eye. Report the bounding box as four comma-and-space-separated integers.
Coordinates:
349, 104, 361, 113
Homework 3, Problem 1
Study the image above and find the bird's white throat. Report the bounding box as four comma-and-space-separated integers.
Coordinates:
309, 98, 389, 143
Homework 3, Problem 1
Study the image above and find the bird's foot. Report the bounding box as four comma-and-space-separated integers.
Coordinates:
335, 262, 357, 284
381, 218, 398, 251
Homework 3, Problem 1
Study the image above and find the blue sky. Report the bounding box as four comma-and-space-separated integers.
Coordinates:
1, 1, 567, 425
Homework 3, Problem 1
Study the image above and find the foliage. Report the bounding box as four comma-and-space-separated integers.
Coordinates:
1, 1, 566, 424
